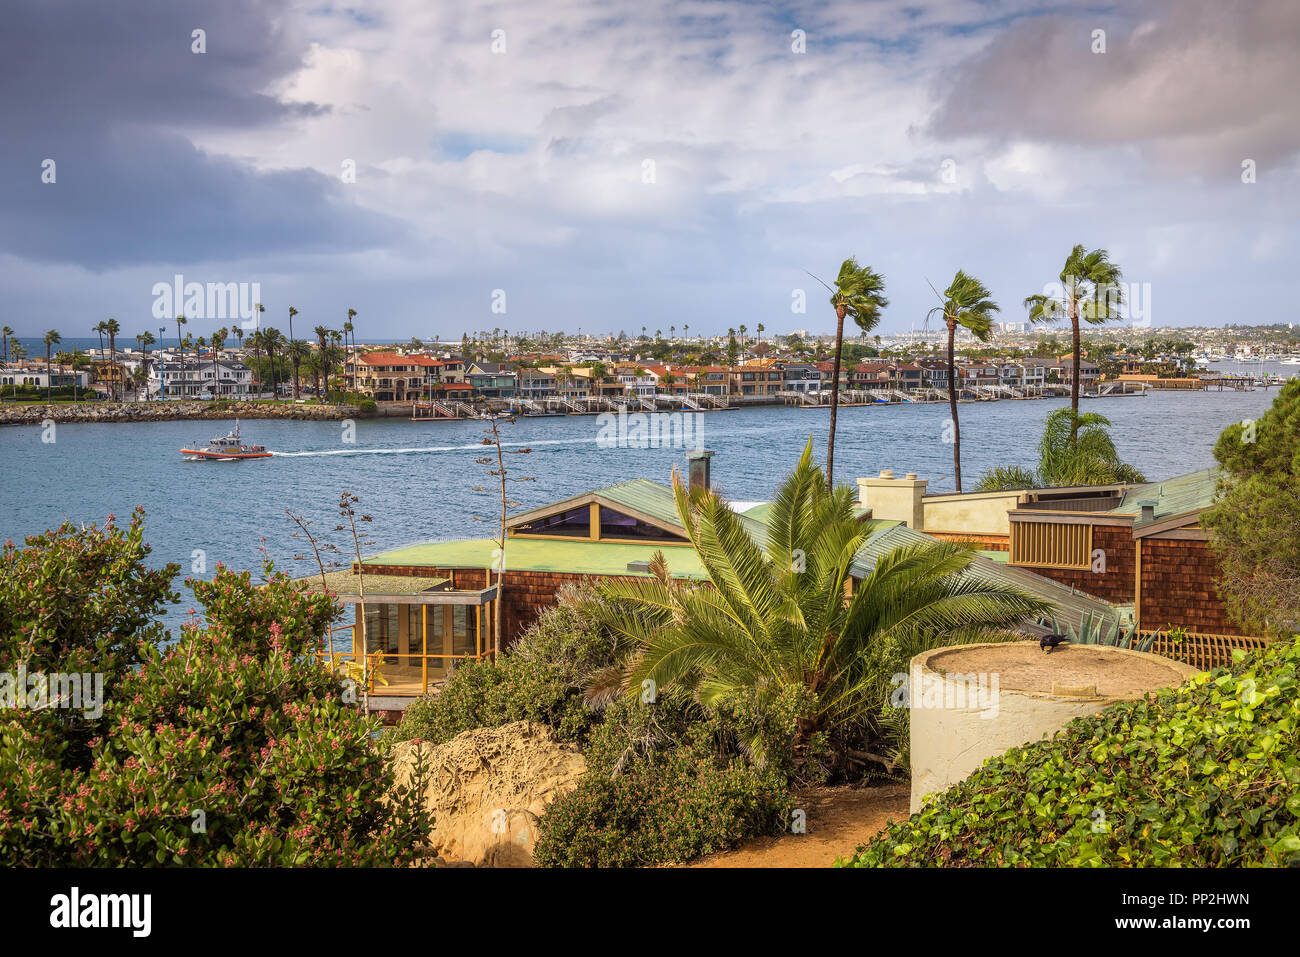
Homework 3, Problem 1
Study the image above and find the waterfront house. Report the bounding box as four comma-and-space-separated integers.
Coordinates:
612, 362, 658, 397
518, 367, 558, 399
849, 363, 891, 391
915, 358, 949, 391
893, 363, 925, 392
782, 361, 822, 393
317, 454, 1153, 715
465, 361, 518, 399
153, 355, 254, 398
1051, 355, 1100, 390
346, 351, 431, 402
734, 359, 784, 396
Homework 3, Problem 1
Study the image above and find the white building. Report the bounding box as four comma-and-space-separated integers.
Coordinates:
0, 365, 91, 389
152, 354, 255, 398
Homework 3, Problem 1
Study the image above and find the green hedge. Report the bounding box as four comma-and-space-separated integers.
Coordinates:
844, 638, 1300, 867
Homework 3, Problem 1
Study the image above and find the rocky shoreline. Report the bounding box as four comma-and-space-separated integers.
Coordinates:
0, 400, 362, 426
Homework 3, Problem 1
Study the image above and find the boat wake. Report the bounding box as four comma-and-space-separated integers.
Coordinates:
272, 437, 600, 458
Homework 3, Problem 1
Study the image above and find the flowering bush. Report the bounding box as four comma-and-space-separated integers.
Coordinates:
0, 510, 431, 866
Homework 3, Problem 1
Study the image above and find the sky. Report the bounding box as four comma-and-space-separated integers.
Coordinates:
2, 0, 1298, 342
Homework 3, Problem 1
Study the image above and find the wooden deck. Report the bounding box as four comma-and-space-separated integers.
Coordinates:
369, 664, 448, 697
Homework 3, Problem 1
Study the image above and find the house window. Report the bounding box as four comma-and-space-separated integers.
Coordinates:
513, 505, 591, 537
364, 604, 400, 656
598, 507, 685, 542
1009, 520, 1093, 570
451, 606, 475, 657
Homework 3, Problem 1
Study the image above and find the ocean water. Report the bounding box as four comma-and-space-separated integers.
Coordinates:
0, 388, 1280, 629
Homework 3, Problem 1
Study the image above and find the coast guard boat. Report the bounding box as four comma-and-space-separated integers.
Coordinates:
180, 423, 272, 461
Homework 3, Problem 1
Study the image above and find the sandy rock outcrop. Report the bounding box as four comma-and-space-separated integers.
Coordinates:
393, 721, 587, 867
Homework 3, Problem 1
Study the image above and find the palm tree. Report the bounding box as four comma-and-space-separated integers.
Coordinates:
1, 325, 13, 398
821, 258, 888, 487
287, 340, 310, 400
315, 325, 331, 400
180, 334, 194, 397
303, 350, 322, 398
10, 343, 26, 398
105, 318, 121, 401
196, 337, 208, 395
263, 328, 284, 400
974, 409, 1146, 491
927, 270, 999, 493
93, 321, 106, 390
344, 309, 357, 398
43, 329, 61, 402
757, 322, 764, 347
1024, 245, 1124, 443
597, 442, 1049, 763
210, 329, 226, 396
287, 306, 300, 398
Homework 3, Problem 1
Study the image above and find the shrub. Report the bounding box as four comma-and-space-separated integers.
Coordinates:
533, 707, 795, 868
0, 511, 431, 866
395, 655, 592, 746
844, 638, 1300, 867
357, 398, 377, 413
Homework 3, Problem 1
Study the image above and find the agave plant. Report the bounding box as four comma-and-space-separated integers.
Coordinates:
1045, 611, 1155, 652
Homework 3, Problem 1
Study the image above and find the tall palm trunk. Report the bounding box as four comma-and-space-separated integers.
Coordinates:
45, 343, 52, 403
826, 304, 846, 487
108, 333, 116, 401
947, 319, 962, 493
1070, 303, 1081, 443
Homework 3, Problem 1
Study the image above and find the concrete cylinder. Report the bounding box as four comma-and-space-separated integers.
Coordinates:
908, 641, 1198, 813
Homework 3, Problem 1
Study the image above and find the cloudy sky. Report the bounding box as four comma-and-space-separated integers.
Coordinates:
3, 0, 1298, 341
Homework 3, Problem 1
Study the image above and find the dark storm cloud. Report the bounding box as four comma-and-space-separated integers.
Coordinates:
928, 0, 1300, 173
0, 0, 403, 269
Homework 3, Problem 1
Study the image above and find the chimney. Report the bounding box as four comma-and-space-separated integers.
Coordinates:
687, 450, 714, 491
1138, 499, 1157, 523
857, 468, 928, 529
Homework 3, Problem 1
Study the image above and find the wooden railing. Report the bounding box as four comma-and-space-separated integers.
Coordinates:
310, 623, 494, 698
1139, 629, 1271, 671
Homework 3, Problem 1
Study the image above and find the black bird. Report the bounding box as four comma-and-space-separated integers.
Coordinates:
1041, 633, 1070, 654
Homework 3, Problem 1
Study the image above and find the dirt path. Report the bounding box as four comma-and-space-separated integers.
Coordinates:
687, 782, 910, 868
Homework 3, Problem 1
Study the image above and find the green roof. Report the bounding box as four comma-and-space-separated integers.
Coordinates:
1110, 467, 1221, 525
508, 477, 770, 545
366, 536, 708, 579
597, 478, 685, 527
291, 570, 449, 596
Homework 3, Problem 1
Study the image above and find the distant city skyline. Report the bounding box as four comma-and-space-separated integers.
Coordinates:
3, 0, 1297, 339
